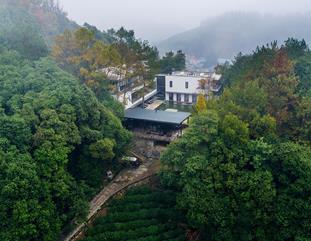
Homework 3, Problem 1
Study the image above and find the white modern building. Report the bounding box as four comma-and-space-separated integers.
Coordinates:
156, 71, 222, 104
117, 85, 157, 110
101, 67, 157, 109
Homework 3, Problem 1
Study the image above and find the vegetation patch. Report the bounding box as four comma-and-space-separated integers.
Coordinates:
82, 187, 186, 241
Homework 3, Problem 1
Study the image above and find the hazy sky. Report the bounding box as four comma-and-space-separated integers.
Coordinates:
59, 0, 311, 42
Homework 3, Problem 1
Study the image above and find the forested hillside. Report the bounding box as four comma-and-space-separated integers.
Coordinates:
0, 1, 135, 240
1, 1, 310, 241
0, 1, 185, 240
161, 39, 311, 241
158, 12, 311, 67
0, 3, 48, 59
0, 47, 132, 240
0, 0, 78, 46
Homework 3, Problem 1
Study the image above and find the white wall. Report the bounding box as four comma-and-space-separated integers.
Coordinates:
165, 93, 196, 103
165, 93, 169, 101
189, 94, 193, 103
120, 89, 157, 109
165, 75, 201, 94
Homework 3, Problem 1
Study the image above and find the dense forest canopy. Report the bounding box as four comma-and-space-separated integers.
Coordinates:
1, 1, 310, 241
220, 39, 311, 140
161, 39, 311, 241
0, 47, 132, 240
0, 1, 187, 240
0, 2, 186, 238
0, 1, 135, 240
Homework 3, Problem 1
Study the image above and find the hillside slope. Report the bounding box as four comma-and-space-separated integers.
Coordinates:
0, 0, 78, 48
158, 12, 311, 67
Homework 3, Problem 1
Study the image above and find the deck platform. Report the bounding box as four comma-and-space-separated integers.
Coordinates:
145, 100, 164, 110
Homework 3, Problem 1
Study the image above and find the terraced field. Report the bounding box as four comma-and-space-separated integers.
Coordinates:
82, 187, 186, 241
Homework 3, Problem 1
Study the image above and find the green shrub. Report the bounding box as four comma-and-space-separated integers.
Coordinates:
109, 202, 171, 212
88, 219, 159, 235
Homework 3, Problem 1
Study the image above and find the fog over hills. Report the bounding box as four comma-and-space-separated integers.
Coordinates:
157, 12, 311, 67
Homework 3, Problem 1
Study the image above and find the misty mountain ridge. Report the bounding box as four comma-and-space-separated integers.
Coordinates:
158, 12, 311, 67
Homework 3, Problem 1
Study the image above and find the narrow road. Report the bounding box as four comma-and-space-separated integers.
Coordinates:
62, 158, 161, 241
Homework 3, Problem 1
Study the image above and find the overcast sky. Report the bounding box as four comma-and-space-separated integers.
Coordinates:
59, 0, 311, 42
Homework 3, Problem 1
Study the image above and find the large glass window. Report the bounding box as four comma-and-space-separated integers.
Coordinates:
169, 93, 174, 101
177, 93, 181, 102
184, 94, 189, 103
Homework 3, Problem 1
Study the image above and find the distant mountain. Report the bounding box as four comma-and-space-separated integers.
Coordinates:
133, 22, 186, 44
158, 12, 311, 67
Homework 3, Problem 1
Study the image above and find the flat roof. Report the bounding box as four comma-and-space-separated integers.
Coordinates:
125, 108, 191, 125
156, 72, 222, 80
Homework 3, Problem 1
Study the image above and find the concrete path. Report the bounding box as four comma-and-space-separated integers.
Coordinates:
62, 159, 160, 241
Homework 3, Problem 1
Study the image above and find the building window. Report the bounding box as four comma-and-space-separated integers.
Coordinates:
192, 94, 197, 103
185, 82, 189, 89
169, 81, 173, 88
119, 85, 125, 91
177, 93, 181, 102
169, 93, 174, 101
184, 94, 189, 103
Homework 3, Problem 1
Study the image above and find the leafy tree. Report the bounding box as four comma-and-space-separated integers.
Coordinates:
294, 53, 311, 95
162, 39, 311, 241
219, 40, 310, 142
89, 138, 116, 160
52, 28, 123, 95
295, 96, 311, 142
83, 23, 115, 44
161, 111, 311, 241
283, 38, 308, 59
159, 50, 186, 74
52, 26, 163, 116
108, 27, 161, 79
0, 48, 131, 240
0, 115, 32, 150
194, 94, 207, 113
269, 142, 311, 241
0, 146, 61, 241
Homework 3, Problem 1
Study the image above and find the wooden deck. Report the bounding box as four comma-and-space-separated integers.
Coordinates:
145, 100, 164, 110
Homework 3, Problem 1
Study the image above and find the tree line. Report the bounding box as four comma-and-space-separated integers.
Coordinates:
161, 39, 311, 241
0, 46, 133, 240
52, 25, 186, 100
0, 1, 186, 240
